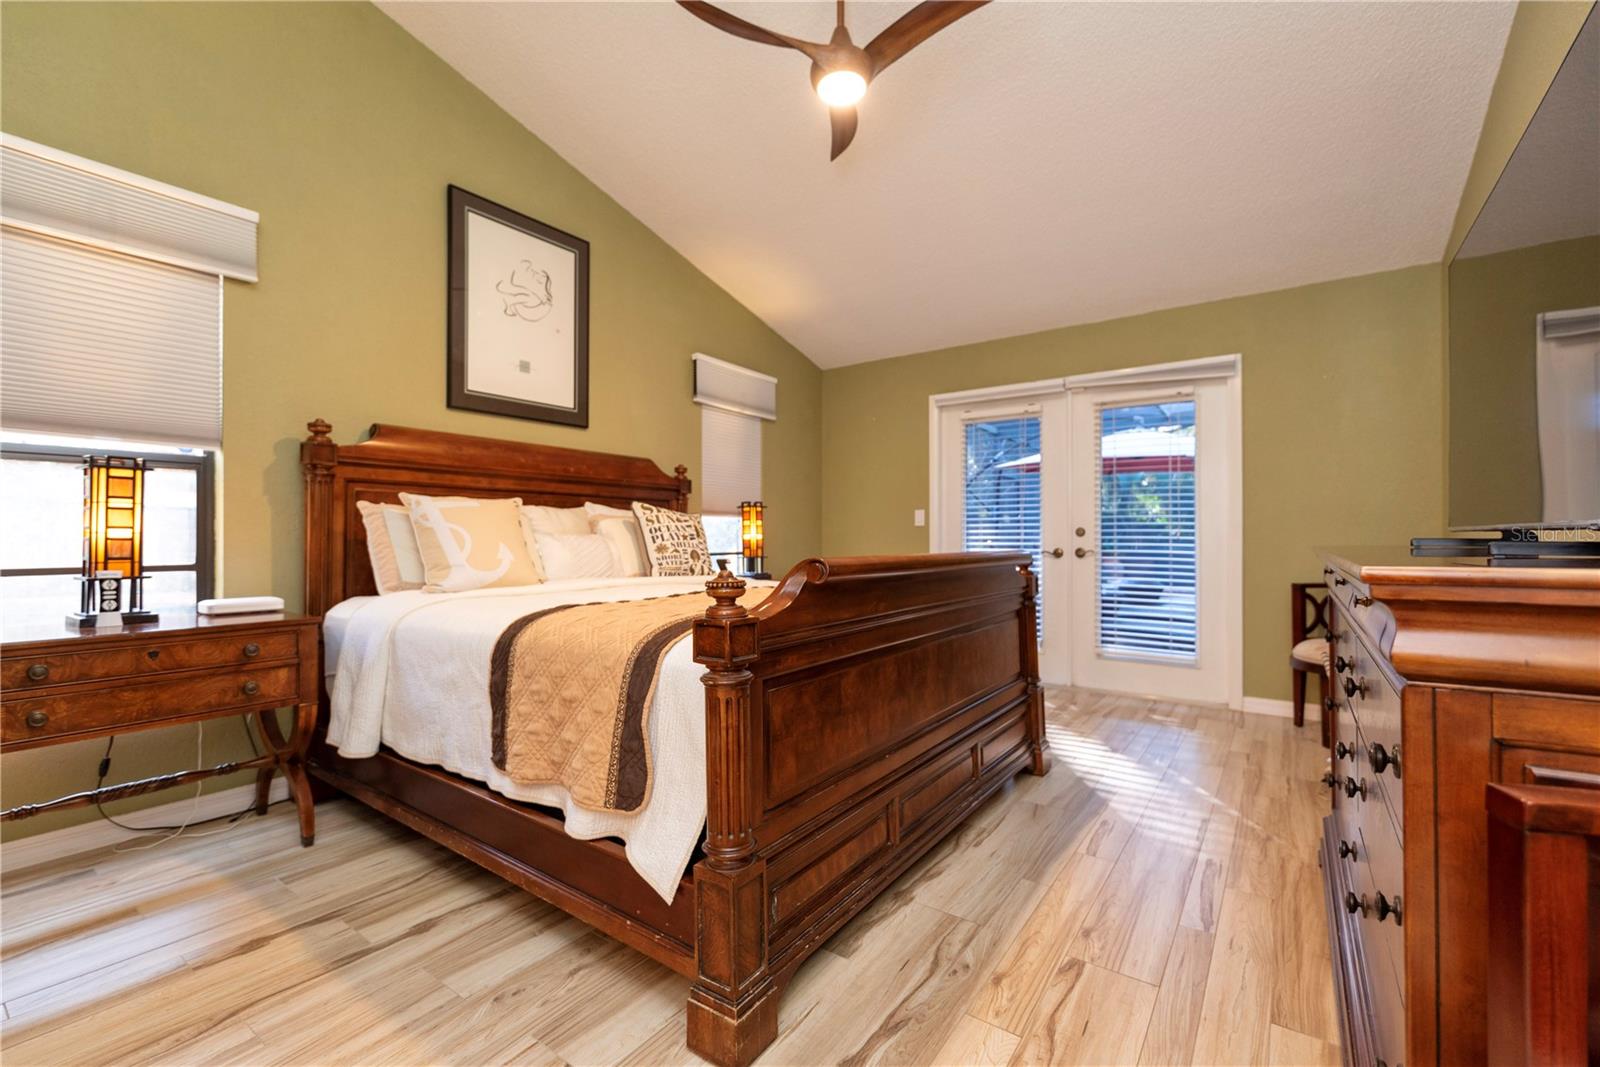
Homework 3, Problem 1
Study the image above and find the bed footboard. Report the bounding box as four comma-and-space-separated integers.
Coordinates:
688, 553, 1049, 1066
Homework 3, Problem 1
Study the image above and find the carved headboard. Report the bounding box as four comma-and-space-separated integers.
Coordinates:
301, 420, 690, 616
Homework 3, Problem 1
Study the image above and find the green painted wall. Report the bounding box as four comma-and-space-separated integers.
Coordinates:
0, 1, 821, 839
1448, 236, 1600, 528
819, 265, 1447, 703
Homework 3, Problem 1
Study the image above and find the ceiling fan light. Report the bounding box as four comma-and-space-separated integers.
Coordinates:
816, 69, 867, 108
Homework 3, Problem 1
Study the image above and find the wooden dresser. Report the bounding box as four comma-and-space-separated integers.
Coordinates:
1, 612, 321, 844
1317, 548, 1600, 1067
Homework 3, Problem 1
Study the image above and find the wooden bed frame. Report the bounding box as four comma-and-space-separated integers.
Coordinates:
301, 420, 1051, 1066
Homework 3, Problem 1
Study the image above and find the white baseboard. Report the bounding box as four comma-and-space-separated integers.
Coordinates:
1242, 695, 1322, 722
0, 778, 289, 873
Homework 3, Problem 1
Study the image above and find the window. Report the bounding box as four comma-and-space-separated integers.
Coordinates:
0, 137, 246, 629
961, 415, 1044, 631
1095, 399, 1198, 661
693, 354, 776, 564
1, 439, 214, 630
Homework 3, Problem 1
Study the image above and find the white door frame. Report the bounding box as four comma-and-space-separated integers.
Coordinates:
928, 354, 1243, 708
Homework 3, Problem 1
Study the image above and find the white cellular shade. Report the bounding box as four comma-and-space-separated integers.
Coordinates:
693, 353, 776, 421
1, 134, 258, 281
1, 228, 223, 448
700, 405, 762, 514
1095, 399, 1199, 662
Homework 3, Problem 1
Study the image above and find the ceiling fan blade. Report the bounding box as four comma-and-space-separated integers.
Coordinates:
864, 0, 989, 76
676, 1, 826, 63
830, 106, 859, 161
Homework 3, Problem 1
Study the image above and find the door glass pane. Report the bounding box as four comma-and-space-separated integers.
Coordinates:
142, 569, 197, 614
1096, 400, 1197, 661
0, 458, 83, 569
144, 465, 198, 566
962, 416, 1043, 634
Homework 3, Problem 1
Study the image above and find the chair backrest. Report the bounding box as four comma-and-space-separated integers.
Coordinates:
1291, 582, 1330, 644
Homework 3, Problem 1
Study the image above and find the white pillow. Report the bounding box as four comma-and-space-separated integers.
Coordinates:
355, 501, 425, 594
534, 532, 621, 580
584, 502, 650, 578
522, 504, 591, 537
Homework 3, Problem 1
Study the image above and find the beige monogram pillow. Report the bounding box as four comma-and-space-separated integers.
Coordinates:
400, 493, 546, 593
630, 502, 714, 577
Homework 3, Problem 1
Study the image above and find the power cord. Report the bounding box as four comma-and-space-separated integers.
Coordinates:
93, 720, 288, 850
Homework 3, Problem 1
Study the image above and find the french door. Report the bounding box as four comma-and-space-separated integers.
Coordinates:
1067, 377, 1236, 704
933, 356, 1241, 704
936, 394, 1070, 680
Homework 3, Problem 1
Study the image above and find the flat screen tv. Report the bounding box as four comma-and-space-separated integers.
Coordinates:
1447, 4, 1600, 531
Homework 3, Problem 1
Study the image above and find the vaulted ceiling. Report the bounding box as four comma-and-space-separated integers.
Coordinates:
383, 1, 1516, 368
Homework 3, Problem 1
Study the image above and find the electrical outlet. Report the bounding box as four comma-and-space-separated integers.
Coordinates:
913, 509, 926, 527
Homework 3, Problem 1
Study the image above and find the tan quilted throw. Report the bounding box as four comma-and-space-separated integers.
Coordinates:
489, 589, 763, 813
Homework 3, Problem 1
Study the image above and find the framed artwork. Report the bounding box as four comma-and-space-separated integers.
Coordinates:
448, 185, 589, 427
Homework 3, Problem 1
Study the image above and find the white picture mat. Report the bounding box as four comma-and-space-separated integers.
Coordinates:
463, 209, 577, 410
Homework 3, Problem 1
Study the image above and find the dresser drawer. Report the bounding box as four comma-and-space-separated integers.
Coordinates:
2, 630, 299, 690
2, 664, 299, 743
1334, 621, 1404, 836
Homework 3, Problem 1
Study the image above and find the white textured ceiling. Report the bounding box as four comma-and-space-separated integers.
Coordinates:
383, 1, 1516, 368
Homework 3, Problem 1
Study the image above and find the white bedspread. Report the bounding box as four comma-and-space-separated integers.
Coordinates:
325, 576, 764, 904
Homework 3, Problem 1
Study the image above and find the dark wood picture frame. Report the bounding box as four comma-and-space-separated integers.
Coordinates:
447, 185, 590, 428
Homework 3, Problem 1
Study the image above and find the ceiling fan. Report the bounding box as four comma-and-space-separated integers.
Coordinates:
677, 0, 990, 160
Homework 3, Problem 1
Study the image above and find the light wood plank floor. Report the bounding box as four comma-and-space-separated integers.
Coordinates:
0, 687, 1339, 1066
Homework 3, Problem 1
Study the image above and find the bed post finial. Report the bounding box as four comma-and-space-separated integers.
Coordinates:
673, 464, 692, 511
705, 562, 748, 621
307, 418, 332, 444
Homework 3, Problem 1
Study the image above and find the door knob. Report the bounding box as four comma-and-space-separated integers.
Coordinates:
1074, 547, 1092, 558
1048, 547, 1065, 558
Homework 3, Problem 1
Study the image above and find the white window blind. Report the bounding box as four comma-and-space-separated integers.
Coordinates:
700, 405, 761, 514
693, 353, 776, 421
0, 136, 255, 449
1, 229, 222, 448
961, 414, 1043, 632
1095, 398, 1198, 661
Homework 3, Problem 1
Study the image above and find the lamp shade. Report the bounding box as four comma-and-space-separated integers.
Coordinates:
740, 501, 765, 575
84, 455, 145, 579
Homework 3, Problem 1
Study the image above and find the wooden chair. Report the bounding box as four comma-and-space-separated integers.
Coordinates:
1486, 773, 1600, 1067
1290, 581, 1332, 744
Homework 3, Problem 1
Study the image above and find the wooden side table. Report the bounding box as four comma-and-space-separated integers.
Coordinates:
0, 611, 321, 845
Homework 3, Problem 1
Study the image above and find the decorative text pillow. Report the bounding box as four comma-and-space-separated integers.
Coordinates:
400, 493, 545, 593
355, 501, 425, 594
584, 502, 649, 577
631, 502, 714, 577
533, 532, 621, 580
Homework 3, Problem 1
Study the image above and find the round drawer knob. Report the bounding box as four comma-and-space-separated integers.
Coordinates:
1344, 776, 1367, 801
241, 680, 261, 697
1369, 743, 1400, 777
25, 663, 49, 682
1334, 655, 1352, 675
25, 710, 49, 728
1335, 741, 1352, 760
1343, 676, 1367, 700
243, 642, 261, 658
1338, 840, 1357, 860
1344, 891, 1369, 916
1353, 595, 1374, 607
1321, 771, 1338, 789
1375, 892, 1403, 925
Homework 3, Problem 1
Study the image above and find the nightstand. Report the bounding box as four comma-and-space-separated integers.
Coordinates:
0, 612, 322, 845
